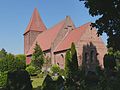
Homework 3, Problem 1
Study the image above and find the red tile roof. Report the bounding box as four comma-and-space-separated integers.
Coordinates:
54, 22, 91, 52
27, 20, 65, 55
24, 8, 46, 34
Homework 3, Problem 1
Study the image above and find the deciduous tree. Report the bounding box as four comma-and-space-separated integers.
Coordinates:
80, 0, 120, 51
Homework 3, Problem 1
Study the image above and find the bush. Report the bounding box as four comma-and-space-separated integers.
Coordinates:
0, 72, 7, 88
104, 54, 116, 69
85, 71, 98, 85
15, 54, 26, 69
59, 69, 65, 76
42, 74, 54, 90
56, 75, 64, 89
26, 65, 36, 75
51, 64, 60, 74
37, 73, 44, 78
7, 70, 32, 90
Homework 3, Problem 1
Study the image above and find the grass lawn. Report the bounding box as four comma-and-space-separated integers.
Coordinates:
31, 76, 45, 89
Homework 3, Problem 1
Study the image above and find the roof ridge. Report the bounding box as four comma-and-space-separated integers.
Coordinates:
53, 28, 71, 52
24, 8, 47, 34
26, 19, 66, 55
54, 22, 91, 52
48, 19, 65, 30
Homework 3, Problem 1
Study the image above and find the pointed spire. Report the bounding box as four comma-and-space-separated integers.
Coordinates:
24, 8, 47, 34
65, 16, 75, 29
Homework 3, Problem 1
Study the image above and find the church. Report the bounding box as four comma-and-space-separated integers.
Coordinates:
24, 8, 107, 71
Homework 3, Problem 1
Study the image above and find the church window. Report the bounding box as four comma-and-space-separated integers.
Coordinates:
85, 52, 88, 62
90, 51, 94, 62
61, 54, 64, 58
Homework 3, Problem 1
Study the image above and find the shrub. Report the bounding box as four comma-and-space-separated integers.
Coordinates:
51, 64, 60, 74
42, 74, 54, 90
104, 54, 116, 69
37, 73, 44, 78
59, 69, 65, 76
26, 65, 36, 75
0, 72, 7, 88
56, 75, 64, 89
85, 71, 98, 85
7, 70, 32, 90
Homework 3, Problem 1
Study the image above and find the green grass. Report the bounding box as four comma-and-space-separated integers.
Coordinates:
31, 76, 45, 89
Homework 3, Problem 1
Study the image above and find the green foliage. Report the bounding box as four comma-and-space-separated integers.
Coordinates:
0, 58, 8, 72
7, 70, 32, 90
42, 75, 65, 90
59, 69, 65, 76
26, 65, 36, 75
71, 42, 78, 72
15, 54, 26, 69
0, 72, 7, 88
31, 43, 44, 72
64, 43, 79, 89
0, 48, 7, 59
51, 64, 60, 74
81, 0, 120, 51
65, 43, 78, 78
0, 49, 26, 89
56, 75, 64, 90
103, 54, 116, 69
65, 50, 72, 78
42, 74, 54, 90
7, 53, 17, 71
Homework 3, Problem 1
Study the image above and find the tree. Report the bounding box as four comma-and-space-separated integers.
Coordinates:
65, 50, 72, 78
64, 43, 79, 89
80, 0, 120, 51
103, 54, 116, 70
0, 48, 7, 58
0, 49, 27, 89
31, 43, 44, 72
15, 54, 26, 69
71, 42, 78, 72
65, 43, 78, 78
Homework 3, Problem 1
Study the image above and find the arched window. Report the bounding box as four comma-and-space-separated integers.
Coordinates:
90, 51, 94, 62
85, 53, 88, 62
61, 54, 64, 58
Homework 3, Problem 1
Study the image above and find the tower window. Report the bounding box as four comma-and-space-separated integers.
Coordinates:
90, 51, 94, 62
85, 52, 88, 62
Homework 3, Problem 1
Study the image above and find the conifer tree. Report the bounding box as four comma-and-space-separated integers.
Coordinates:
31, 42, 44, 71
71, 42, 78, 72
65, 50, 72, 78
64, 43, 79, 89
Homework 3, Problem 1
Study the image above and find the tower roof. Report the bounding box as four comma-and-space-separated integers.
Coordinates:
24, 8, 47, 34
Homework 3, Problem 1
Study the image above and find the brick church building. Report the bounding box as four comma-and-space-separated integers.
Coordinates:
24, 8, 107, 71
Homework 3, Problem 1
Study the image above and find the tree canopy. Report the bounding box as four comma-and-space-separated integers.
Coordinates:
80, 0, 120, 51
31, 43, 45, 71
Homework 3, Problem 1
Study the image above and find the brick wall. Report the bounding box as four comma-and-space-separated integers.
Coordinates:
24, 31, 41, 54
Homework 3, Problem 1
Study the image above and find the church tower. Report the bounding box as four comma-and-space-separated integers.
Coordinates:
24, 8, 46, 54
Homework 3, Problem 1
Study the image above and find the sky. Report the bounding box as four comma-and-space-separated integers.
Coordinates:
0, 0, 107, 54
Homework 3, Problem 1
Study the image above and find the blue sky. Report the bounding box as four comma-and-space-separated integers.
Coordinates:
0, 0, 107, 54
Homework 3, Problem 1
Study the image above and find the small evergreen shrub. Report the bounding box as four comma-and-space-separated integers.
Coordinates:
59, 69, 65, 76
7, 70, 32, 90
42, 74, 54, 90
26, 65, 36, 75
51, 64, 60, 75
